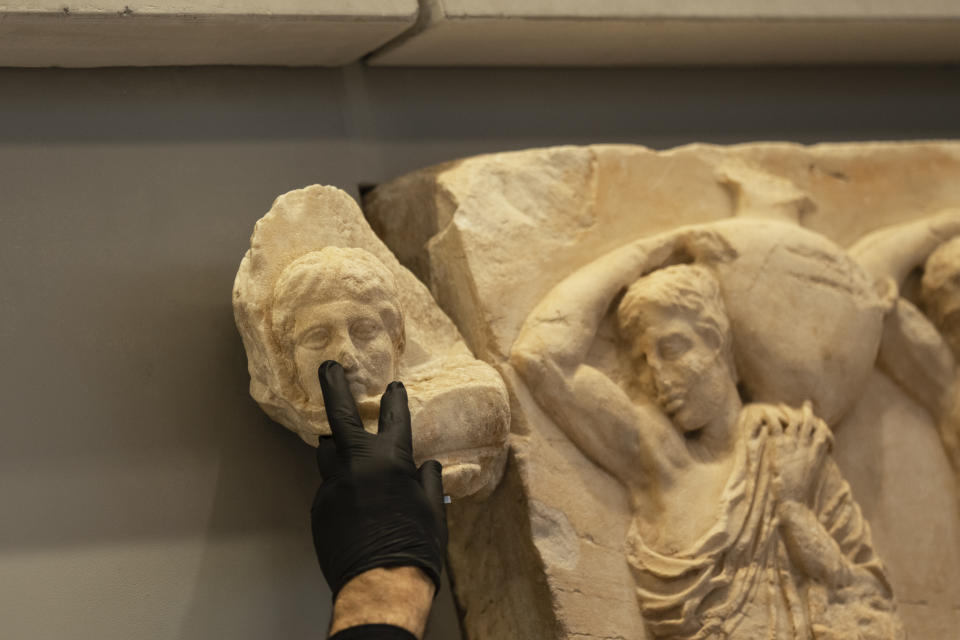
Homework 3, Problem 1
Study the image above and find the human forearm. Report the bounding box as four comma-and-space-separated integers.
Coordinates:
329, 567, 435, 639
513, 233, 679, 369
312, 363, 447, 640
849, 208, 960, 286
778, 500, 852, 588
877, 298, 955, 419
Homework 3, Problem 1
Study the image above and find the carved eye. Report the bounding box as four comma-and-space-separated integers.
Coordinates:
351, 318, 380, 341
657, 334, 692, 361
301, 327, 331, 349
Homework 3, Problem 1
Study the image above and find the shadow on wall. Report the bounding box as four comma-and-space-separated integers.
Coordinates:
0, 65, 958, 151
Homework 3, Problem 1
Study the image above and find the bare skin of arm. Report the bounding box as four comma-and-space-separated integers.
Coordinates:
538, 359, 681, 493
848, 208, 960, 288
778, 499, 853, 589
847, 210, 960, 419
778, 480, 891, 596
329, 567, 435, 638
876, 298, 955, 417
510, 229, 728, 488
770, 404, 846, 585
771, 406, 890, 594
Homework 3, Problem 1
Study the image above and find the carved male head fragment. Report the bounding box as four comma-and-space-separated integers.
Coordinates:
617, 264, 737, 432
272, 246, 405, 407
233, 186, 511, 500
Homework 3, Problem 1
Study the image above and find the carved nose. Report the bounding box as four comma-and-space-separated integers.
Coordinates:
653, 377, 678, 402
338, 346, 359, 370
651, 371, 668, 394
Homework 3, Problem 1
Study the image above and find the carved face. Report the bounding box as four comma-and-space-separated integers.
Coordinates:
271, 247, 405, 413
631, 307, 733, 434
292, 298, 398, 404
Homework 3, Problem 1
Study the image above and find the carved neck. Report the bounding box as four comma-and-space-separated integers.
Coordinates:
685, 382, 742, 463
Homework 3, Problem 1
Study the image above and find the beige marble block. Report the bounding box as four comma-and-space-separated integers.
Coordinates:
370, 1, 960, 66
0, 1, 418, 67
366, 142, 960, 639
233, 185, 509, 499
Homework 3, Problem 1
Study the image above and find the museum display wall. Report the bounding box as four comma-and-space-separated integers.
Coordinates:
2, 62, 960, 640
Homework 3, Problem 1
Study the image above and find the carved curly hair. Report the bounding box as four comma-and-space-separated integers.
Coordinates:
617, 263, 736, 376
270, 247, 405, 400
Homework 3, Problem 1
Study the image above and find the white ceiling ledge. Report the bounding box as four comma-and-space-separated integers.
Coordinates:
369, 0, 960, 66
0, 1, 418, 67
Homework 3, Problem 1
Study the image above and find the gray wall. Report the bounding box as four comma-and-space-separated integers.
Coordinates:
1, 63, 959, 640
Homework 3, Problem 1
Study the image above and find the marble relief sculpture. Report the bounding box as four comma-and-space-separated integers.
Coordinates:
233, 185, 510, 499
364, 143, 960, 639
849, 215, 960, 488
510, 224, 908, 638
230, 143, 960, 639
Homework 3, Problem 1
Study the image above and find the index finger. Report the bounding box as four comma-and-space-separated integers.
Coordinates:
318, 360, 367, 450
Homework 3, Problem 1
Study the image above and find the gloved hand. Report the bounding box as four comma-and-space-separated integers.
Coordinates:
311, 360, 448, 601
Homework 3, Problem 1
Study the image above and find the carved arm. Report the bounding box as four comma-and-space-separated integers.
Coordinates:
510, 231, 700, 487
848, 210, 960, 422
849, 208, 960, 288
781, 457, 895, 596
512, 234, 682, 372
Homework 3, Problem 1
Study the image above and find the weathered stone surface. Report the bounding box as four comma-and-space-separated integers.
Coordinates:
0, 1, 418, 67
370, 1, 960, 66
365, 142, 960, 638
233, 185, 509, 499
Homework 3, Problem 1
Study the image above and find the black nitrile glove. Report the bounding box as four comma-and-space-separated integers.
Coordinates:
311, 360, 448, 600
